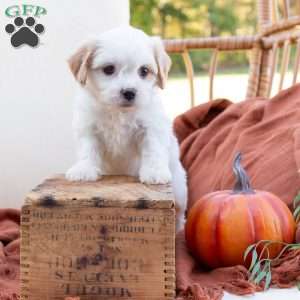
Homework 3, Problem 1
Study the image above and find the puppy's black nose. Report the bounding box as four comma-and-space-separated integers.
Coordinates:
121, 88, 136, 102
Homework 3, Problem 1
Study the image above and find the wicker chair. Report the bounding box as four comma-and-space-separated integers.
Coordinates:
164, 0, 300, 107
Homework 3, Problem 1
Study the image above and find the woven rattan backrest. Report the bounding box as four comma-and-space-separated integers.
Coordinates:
164, 0, 300, 106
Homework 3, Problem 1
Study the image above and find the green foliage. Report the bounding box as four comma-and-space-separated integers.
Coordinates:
130, 0, 255, 74
130, 0, 159, 35
245, 240, 300, 290
293, 191, 300, 223
130, 0, 299, 75
244, 192, 300, 290
201, 0, 238, 36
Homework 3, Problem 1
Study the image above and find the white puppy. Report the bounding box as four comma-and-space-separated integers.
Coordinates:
66, 26, 187, 229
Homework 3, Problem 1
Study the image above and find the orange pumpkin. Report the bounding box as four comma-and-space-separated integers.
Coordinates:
185, 152, 296, 269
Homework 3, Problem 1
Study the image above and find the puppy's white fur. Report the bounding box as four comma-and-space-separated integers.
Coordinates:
66, 26, 187, 229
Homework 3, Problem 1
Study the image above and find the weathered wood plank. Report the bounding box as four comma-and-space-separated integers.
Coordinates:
25, 175, 174, 209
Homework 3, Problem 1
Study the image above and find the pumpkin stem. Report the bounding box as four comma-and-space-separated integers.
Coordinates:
233, 152, 254, 194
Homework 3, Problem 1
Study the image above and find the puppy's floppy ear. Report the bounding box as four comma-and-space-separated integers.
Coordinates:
68, 40, 97, 85
151, 37, 171, 89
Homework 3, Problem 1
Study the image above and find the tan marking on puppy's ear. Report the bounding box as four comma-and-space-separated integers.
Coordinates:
68, 40, 97, 85
152, 37, 172, 89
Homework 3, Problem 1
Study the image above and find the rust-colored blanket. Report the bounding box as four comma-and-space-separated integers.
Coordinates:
0, 209, 20, 300
2, 87, 300, 300
174, 85, 300, 299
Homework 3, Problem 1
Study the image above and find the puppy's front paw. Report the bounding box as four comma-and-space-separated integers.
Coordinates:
139, 164, 171, 184
66, 161, 101, 182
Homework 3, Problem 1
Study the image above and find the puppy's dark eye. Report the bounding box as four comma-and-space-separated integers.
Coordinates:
103, 65, 115, 75
139, 66, 150, 78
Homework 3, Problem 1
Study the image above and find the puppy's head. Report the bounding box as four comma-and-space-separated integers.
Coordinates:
68, 26, 171, 109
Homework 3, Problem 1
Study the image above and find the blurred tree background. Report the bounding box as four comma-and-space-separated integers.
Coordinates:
130, 0, 299, 75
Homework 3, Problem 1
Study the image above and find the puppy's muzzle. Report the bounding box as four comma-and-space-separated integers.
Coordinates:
120, 88, 136, 107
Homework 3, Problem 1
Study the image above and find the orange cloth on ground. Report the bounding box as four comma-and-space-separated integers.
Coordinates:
2, 86, 300, 300
0, 209, 20, 300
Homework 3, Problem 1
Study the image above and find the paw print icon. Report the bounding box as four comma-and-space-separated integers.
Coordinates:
5, 17, 45, 48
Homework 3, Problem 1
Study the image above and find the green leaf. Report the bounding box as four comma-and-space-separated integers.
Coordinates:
264, 270, 272, 290
293, 205, 300, 220
249, 249, 258, 271
244, 244, 256, 261
253, 261, 270, 285
297, 282, 300, 291
258, 241, 272, 260
293, 192, 300, 209
254, 270, 267, 284
249, 261, 261, 281
289, 244, 300, 250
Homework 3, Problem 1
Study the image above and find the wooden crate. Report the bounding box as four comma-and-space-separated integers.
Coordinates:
21, 175, 175, 300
